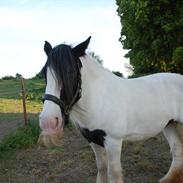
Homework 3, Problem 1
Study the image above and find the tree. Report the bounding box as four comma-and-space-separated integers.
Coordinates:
116, 0, 183, 75
1, 75, 15, 80
16, 73, 22, 79
32, 72, 43, 79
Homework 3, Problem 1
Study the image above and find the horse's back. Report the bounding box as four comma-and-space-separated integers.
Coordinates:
124, 73, 183, 96
111, 73, 183, 140
124, 73, 183, 117
128, 73, 183, 86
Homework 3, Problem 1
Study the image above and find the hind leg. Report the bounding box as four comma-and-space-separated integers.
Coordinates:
160, 121, 183, 183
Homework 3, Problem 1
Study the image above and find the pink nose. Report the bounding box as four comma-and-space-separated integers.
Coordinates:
39, 116, 62, 131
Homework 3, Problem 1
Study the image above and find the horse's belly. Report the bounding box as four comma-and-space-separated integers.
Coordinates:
122, 115, 172, 141
120, 94, 179, 141
123, 131, 160, 141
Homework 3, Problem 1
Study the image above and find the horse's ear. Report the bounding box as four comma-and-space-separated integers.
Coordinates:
44, 41, 52, 56
72, 36, 91, 58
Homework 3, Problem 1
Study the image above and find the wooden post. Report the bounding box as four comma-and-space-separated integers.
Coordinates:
20, 76, 28, 126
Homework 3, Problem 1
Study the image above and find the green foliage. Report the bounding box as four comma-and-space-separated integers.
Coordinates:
26, 88, 44, 102
30, 72, 43, 80
15, 73, 22, 80
172, 46, 183, 73
0, 120, 40, 159
24, 79, 45, 102
116, 0, 183, 75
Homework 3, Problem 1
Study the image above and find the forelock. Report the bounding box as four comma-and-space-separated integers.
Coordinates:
45, 44, 81, 105
46, 45, 71, 80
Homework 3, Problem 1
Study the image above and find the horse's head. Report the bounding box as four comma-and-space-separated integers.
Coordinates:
38, 37, 91, 147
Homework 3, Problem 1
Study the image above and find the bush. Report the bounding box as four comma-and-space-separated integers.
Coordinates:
26, 88, 44, 102
31, 72, 43, 79
172, 47, 183, 73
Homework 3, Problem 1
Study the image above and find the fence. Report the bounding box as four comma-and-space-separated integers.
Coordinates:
0, 76, 43, 140
20, 76, 28, 126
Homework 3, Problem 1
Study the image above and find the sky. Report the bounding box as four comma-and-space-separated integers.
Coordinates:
0, 0, 129, 78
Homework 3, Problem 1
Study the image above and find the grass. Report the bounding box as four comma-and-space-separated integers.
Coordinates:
0, 78, 44, 100
0, 119, 40, 159
0, 113, 23, 121
0, 79, 21, 99
0, 99, 42, 114
0, 78, 44, 159
0, 78, 43, 121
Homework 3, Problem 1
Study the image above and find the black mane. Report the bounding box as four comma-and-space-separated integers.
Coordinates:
41, 37, 91, 125
42, 44, 82, 124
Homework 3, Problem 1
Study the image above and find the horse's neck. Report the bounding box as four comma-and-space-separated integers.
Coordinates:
80, 55, 115, 91
71, 55, 113, 124
80, 55, 106, 80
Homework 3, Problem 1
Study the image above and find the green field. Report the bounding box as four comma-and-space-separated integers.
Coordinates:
0, 78, 44, 115
0, 78, 45, 99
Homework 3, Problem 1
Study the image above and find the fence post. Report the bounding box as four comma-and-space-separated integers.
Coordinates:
20, 76, 28, 126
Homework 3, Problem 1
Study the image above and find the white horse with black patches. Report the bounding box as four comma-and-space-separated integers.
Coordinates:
38, 37, 183, 183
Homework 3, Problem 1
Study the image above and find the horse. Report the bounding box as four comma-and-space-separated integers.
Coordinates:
38, 37, 183, 183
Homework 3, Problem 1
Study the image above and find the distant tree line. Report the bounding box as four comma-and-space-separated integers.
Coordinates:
116, 0, 183, 75
0, 73, 22, 80
1, 76, 15, 80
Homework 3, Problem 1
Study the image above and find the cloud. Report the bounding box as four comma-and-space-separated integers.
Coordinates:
0, 1, 128, 78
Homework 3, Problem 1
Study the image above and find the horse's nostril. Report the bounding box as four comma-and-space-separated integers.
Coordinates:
55, 117, 59, 127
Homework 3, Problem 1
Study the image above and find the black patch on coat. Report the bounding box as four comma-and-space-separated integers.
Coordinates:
80, 128, 106, 147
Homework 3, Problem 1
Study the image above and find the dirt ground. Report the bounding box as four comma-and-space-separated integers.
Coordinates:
0, 119, 21, 140
0, 123, 172, 183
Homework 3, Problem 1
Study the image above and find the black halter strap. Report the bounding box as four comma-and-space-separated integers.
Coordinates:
42, 83, 81, 116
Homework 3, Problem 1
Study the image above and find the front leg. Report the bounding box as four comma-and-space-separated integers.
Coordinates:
105, 137, 123, 183
90, 143, 107, 183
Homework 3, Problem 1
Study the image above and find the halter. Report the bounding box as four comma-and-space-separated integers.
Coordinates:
42, 83, 82, 116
